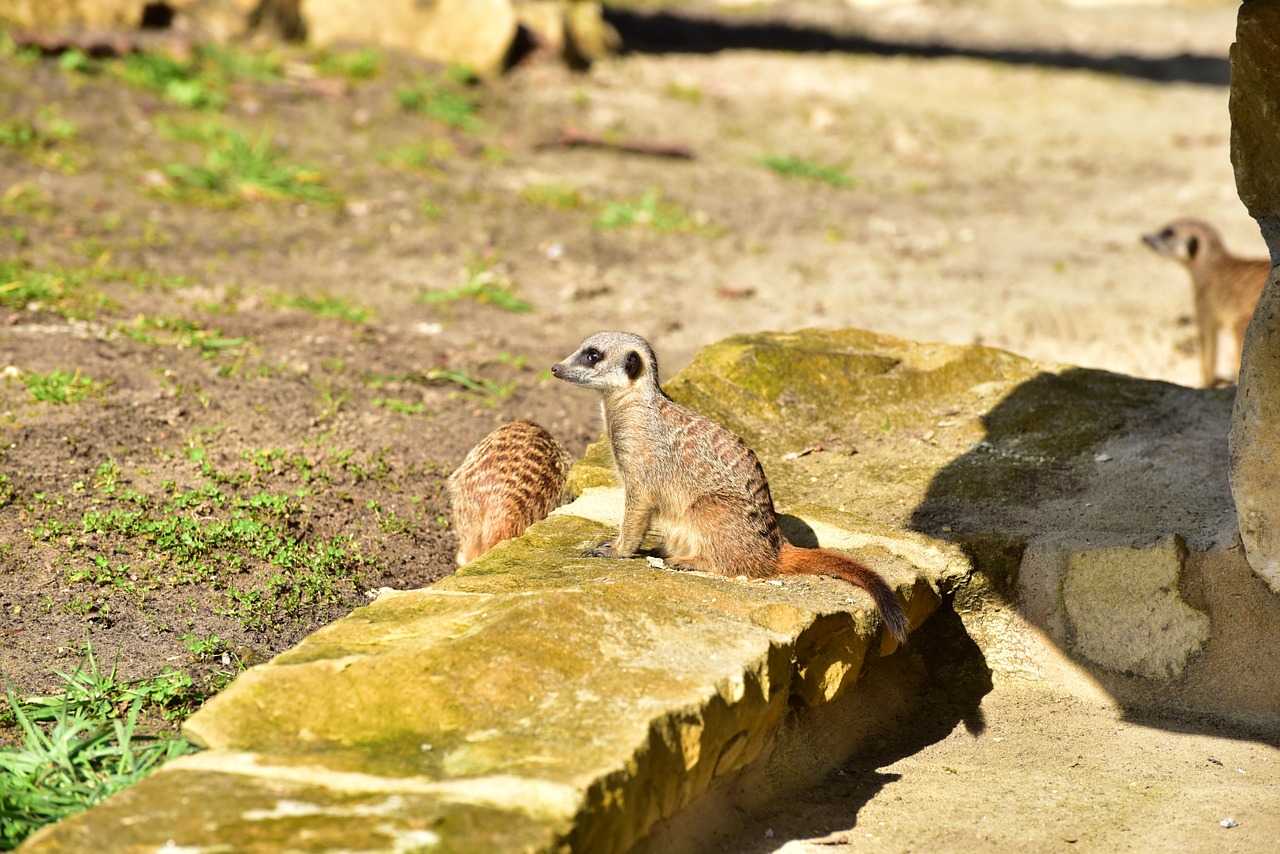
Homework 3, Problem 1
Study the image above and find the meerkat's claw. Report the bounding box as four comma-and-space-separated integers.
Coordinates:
584, 541, 619, 558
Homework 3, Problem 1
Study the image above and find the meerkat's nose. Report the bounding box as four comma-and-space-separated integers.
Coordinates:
550, 364, 560, 376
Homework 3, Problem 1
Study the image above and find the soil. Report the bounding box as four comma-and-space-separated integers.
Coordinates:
2, 0, 1275, 849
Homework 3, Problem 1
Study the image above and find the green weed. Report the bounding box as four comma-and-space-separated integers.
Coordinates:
760, 154, 853, 188
159, 129, 333, 206
396, 80, 483, 131
0, 649, 195, 850
272, 293, 372, 324
317, 47, 382, 80
422, 368, 515, 400
595, 189, 711, 233
521, 183, 585, 211
0, 262, 112, 319
115, 44, 282, 110
122, 316, 248, 361
22, 369, 103, 405
419, 258, 533, 313
380, 140, 454, 176
372, 397, 427, 415
0, 110, 79, 172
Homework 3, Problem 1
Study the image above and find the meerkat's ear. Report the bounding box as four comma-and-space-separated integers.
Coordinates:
1185, 235, 1199, 260
624, 350, 643, 381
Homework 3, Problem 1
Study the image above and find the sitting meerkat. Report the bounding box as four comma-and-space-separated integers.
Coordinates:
447, 419, 572, 565
551, 331, 909, 643
1143, 219, 1270, 386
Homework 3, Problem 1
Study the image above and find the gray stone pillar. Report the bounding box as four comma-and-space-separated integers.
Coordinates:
1229, 0, 1280, 593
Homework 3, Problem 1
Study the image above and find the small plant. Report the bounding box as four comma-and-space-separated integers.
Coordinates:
122, 315, 248, 360
317, 47, 382, 80
181, 633, 229, 660
380, 140, 454, 176
272, 293, 372, 324
0, 110, 80, 172
760, 154, 853, 188
521, 183, 585, 211
595, 190, 711, 233
419, 257, 533, 313
158, 129, 333, 205
423, 368, 515, 400
372, 397, 427, 415
114, 44, 282, 110
0, 649, 196, 849
396, 80, 482, 131
22, 368, 102, 404
118, 51, 225, 110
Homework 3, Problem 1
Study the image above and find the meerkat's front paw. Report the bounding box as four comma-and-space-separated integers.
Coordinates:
583, 541, 620, 558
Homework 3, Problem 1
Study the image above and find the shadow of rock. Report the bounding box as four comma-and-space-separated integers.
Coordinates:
604, 9, 1229, 86
909, 368, 1280, 740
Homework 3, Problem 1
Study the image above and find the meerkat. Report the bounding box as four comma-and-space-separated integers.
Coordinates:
551, 331, 910, 643
1143, 219, 1270, 387
447, 419, 572, 565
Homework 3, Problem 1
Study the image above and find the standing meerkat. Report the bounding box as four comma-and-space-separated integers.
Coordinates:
1143, 219, 1270, 387
447, 419, 572, 565
551, 331, 910, 643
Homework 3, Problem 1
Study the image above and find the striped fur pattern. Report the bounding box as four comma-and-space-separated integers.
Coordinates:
552, 331, 909, 642
1144, 219, 1270, 386
447, 419, 572, 565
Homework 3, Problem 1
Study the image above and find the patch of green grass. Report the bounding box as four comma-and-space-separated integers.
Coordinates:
117, 51, 225, 110
380, 140, 455, 176
760, 154, 853, 188
317, 47, 383, 80
372, 397, 427, 415
122, 316, 249, 358
369, 368, 515, 403
663, 81, 703, 103
0, 109, 79, 172
27, 445, 394, 633
595, 189, 713, 233
272, 293, 372, 324
0, 262, 114, 318
114, 44, 283, 110
521, 183, 585, 211
396, 80, 483, 131
422, 368, 515, 400
419, 258, 533, 313
21, 369, 104, 405
0, 648, 196, 850
158, 129, 334, 206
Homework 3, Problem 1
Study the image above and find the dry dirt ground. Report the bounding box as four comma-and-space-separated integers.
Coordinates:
2, 0, 1276, 849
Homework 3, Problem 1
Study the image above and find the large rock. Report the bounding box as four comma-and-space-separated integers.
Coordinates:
1229, 1, 1280, 594
0, 0, 259, 38
303, 0, 517, 78
21, 328, 1280, 850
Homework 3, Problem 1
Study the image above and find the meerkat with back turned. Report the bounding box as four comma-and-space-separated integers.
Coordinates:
551, 331, 909, 643
447, 419, 572, 565
1143, 219, 1270, 387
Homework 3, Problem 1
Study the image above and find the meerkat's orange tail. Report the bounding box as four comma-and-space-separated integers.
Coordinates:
778, 544, 910, 643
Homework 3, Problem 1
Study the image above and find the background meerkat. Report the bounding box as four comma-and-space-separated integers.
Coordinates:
447, 419, 572, 565
1143, 219, 1271, 387
551, 331, 910, 643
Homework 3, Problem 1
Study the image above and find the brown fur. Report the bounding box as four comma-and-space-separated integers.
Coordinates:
551, 331, 909, 643
447, 420, 572, 565
1144, 219, 1270, 387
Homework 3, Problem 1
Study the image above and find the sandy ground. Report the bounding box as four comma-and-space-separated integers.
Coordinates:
2, 0, 1276, 849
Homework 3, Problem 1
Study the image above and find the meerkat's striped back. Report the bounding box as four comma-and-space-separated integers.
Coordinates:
447, 420, 571, 565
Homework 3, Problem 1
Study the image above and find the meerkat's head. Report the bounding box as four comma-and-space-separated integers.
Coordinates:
1143, 219, 1224, 270
551, 331, 660, 394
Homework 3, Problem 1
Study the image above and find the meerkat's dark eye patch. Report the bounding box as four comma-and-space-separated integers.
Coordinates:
1159, 227, 1174, 241
583, 348, 603, 365
1186, 236, 1199, 258
624, 351, 642, 380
